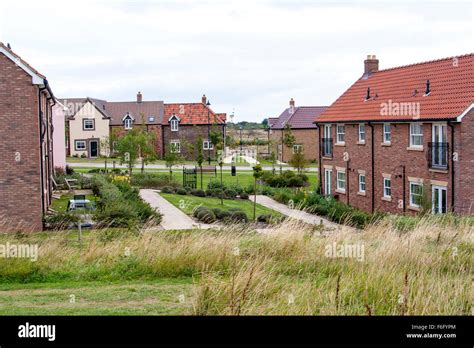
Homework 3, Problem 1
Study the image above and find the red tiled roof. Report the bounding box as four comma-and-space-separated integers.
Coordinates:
317, 54, 474, 123
272, 106, 327, 129
163, 103, 226, 125
268, 117, 279, 127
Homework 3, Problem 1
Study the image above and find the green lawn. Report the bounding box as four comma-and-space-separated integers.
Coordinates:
51, 193, 97, 212
160, 193, 282, 219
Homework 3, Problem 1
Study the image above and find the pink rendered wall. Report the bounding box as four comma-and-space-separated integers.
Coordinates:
52, 103, 66, 170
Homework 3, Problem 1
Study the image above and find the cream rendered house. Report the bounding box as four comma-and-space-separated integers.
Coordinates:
62, 98, 111, 158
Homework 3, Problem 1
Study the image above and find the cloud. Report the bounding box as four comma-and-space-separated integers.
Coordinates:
0, 0, 472, 121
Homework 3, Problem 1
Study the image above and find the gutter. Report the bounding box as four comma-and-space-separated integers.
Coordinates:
368, 122, 375, 213
448, 122, 455, 212
38, 86, 46, 224
317, 125, 322, 194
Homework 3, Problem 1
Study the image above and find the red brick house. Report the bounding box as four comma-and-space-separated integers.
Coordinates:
269, 98, 326, 163
162, 94, 226, 161
0, 43, 55, 232
317, 54, 473, 215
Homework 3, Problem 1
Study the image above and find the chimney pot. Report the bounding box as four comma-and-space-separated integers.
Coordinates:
137, 91, 142, 103
364, 55, 379, 76
289, 98, 295, 107
202, 94, 207, 104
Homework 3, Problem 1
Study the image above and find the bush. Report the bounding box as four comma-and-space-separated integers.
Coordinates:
229, 184, 243, 195
94, 202, 139, 228
349, 210, 371, 228
161, 186, 175, 194
224, 188, 237, 199
66, 165, 74, 175
207, 180, 226, 191
273, 190, 291, 204
257, 214, 271, 223
229, 210, 248, 223
132, 173, 179, 189
287, 176, 306, 187
193, 206, 209, 218
239, 193, 249, 200
190, 189, 206, 197
196, 209, 216, 223
176, 187, 187, 195
43, 212, 80, 230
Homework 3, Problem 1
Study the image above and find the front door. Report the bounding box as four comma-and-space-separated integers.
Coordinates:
89, 140, 99, 158
324, 169, 332, 196
432, 185, 447, 214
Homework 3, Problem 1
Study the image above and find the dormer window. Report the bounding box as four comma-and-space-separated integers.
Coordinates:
123, 113, 134, 129
169, 114, 180, 132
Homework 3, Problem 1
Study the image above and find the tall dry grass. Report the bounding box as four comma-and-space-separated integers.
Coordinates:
0, 216, 471, 315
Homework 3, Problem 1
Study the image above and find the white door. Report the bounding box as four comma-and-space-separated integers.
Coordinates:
432, 124, 447, 167
432, 185, 447, 214
324, 169, 332, 195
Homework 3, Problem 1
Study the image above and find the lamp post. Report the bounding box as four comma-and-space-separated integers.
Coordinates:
207, 100, 211, 165
239, 126, 243, 156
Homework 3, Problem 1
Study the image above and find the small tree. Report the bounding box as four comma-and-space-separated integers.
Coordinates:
116, 130, 140, 176
252, 164, 263, 221
289, 148, 307, 174
164, 143, 183, 180
137, 130, 157, 174
282, 123, 295, 148
100, 135, 113, 173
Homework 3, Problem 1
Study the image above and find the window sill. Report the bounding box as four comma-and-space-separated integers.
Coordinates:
334, 142, 346, 147
357, 191, 366, 196
381, 196, 392, 202
407, 146, 424, 151
322, 156, 333, 160
335, 189, 346, 194
356, 141, 366, 145
381, 142, 391, 147
429, 168, 448, 174
408, 205, 421, 212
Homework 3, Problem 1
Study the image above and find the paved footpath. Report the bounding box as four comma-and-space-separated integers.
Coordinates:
140, 189, 210, 230
250, 195, 341, 229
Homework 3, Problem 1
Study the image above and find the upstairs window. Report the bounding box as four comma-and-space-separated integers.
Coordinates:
203, 140, 214, 150
358, 124, 365, 143
383, 178, 391, 198
336, 125, 345, 144
293, 144, 303, 154
83, 119, 95, 131
383, 123, 391, 143
170, 119, 179, 132
410, 123, 423, 147
124, 118, 133, 130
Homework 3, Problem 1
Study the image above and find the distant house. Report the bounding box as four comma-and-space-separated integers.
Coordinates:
162, 95, 226, 160
269, 98, 327, 163
52, 100, 67, 169
316, 54, 474, 215
61, 98, 110, 158
0, 43, 55, 232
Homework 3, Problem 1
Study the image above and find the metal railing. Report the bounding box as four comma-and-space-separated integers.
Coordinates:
428, 142, 449, 169
322, 138, 333, 158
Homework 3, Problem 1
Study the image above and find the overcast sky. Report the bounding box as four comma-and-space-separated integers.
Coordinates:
0, 0, 472, 122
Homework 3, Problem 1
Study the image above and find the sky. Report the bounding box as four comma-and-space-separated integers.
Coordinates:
0, 0, 472, 122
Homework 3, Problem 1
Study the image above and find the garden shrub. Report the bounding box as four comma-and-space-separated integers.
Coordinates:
257, 214, 271, 223
224, 188, 237, 199
229, 183, 243, 195
193, 206, 209, 218
132, 173, 179, 189
229, 210, 248, 223
44, 212, 80, 230
287, 175, 306, 187
207, 180, 226, 191
211, 208, 230, 220
190, 189, 206, 197
161, 186, 175, 194
239, 193, 249, 200
196, 209, 216, 223
176, 187, 187, 195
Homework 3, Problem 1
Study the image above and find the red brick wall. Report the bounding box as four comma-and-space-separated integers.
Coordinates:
269, 128, 319, 163
110, 124, 163, 158
456, 108, 474, 214
0, 53, 52, 232
320, 121, 463, 215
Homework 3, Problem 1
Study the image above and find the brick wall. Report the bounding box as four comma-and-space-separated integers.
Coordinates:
456, 108, 474, 214
269, 128, 319, 163
110, 124, 163, 158
319, 121, 466, 215
0, 53, 52, 232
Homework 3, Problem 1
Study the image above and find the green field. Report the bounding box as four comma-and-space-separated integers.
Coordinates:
160, 193, 281, 218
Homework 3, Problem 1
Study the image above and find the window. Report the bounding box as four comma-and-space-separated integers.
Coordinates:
75, 140, 86, 151
359, 174, 366, 193
336, 171, 346, 192
383, 123, 391, 143
293, 144, 303, 154
124, 118, 133, 129
358, 124, 365, 143
324, 169, 332, 195
410, 123, 423, 147
170, 140, 180, 153
148, 116, 155, 122
83, 119, 95, 130
410, 182, 423, 207
336, 125, 345, 143
383, 178, 391, 198
203, 140, 214, 150
170, 119, 179, 131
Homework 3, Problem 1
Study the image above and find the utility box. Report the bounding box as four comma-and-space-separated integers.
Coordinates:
231, 165, 236, 176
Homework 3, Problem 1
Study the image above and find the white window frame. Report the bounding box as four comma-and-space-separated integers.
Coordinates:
293, 144, 303, 154
83, 119, 95, 130
203, 140, 214, 150
75, 140, 86, 151
124, 118, 133, 130
336, 124, 345, 144
410, 123, 423, 148
358, 174, 366, 193
170, 140, 181, 153
324, 169, 332, 195
336, 170, 346, 192
170, 119, 179, 132
383, 178, 391, 198
358, 123, 365, 143
409, 182, 423, 208
383, 123, 391, 143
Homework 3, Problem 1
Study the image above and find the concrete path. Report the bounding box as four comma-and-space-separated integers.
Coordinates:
250, 195, 340, 228
140, 189, 210, 230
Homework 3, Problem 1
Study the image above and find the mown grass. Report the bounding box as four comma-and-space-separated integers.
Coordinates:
160, 193, 282, 219
0, 217, 471, 315
50, 193, 97, 212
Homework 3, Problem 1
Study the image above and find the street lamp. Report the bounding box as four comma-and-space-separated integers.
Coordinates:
207, 100, 211, 165
239, 126, 243, 156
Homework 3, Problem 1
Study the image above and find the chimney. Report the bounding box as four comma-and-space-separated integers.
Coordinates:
202, 94, 207, 104
137, 91, 142, 103
289, 98, 295, 107
364, 55, 379, 76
